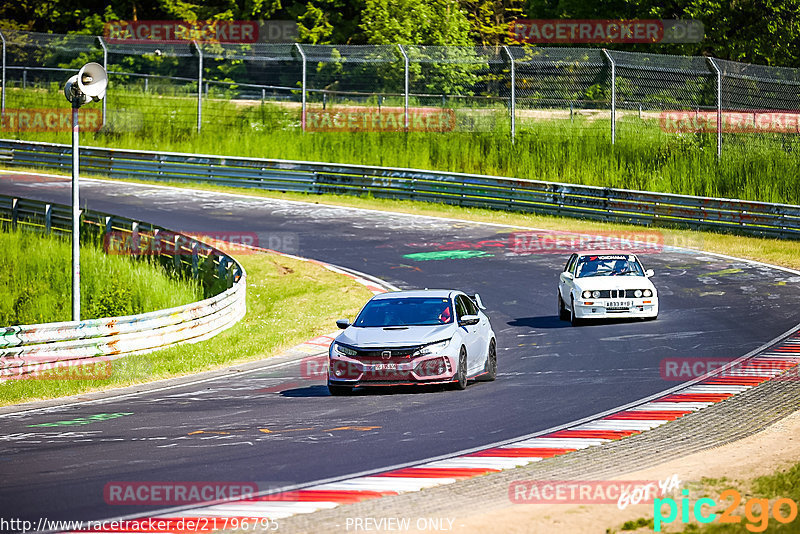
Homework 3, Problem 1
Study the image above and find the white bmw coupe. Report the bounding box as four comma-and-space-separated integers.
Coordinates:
558, 251, 658, 326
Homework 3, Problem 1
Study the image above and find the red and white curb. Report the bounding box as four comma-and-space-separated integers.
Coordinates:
71, 330, 800, 532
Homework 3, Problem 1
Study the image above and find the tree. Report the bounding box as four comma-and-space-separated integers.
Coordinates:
461, 0, 524, 48
361, 0, 473, 46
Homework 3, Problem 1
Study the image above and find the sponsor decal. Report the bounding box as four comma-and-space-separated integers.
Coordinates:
306, 107, 456, 133
510, 19, 703, 44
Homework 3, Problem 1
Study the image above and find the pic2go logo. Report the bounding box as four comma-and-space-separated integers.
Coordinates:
654, 489, 799, 532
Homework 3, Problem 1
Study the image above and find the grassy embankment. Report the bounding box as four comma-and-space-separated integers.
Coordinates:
0, 228, 372, 406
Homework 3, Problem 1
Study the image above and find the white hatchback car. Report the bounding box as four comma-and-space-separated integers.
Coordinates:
558, 251, 658, 325
328, 290, 496, 395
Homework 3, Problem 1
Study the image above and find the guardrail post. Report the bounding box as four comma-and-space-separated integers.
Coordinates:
193, 41, 203, 133
294, 43, 307, 132
0, 30, 5, 123
707, 57, 723, 160
131, 221, 139, 255
191, 240, 199, 278
97, 37, 108, 128
173, 233, 181, 271
503, 46, 516, 143
602, 49, 616, 145
45, 203, 51, 234
397, 44, 409, 132
218, 256, 228, 280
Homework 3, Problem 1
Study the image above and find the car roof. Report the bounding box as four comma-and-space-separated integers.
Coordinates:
574, 250, 640, 258
371, 289, 458, 300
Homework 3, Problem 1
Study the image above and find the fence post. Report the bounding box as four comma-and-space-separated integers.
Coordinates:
294, 43, 307, 132
397, 44, 409, 132
0, 30, 5, 124
503, 46, 516, 143
707, 57, 723, 159
193, 41, 203, 132
602, 49, 616, 145
97, 36, 108, 127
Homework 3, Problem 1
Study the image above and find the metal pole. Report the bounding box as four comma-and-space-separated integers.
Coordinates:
0, 30, 5, 123
398, 44, 409, 132
71, 98, 81, 321
707, 57, 722, 159
193, 41, 202, 132
294, 43, 306, 132
503, 46, 515, 143
602, 49, 616, 145
97, 36, 107, 127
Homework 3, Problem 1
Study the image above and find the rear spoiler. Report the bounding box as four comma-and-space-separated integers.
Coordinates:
471, 293, 486, 310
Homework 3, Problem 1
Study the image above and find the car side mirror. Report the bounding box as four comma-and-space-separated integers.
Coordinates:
471, 293, 486, 310
645, 269, 655, 277
563, 272, 574, 280
336, 319, 350, 329
459, 314, 480, 326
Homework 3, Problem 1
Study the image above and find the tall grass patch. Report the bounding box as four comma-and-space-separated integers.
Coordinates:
0, 228, 203, 325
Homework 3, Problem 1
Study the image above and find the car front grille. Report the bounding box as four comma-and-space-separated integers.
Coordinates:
596, 289, 648, 298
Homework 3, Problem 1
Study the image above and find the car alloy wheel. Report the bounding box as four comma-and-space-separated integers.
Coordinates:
477, 339, 497, 382
452, 347, 468, 390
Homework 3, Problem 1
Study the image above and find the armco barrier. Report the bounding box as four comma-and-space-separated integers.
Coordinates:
1, 139, 799, 239
0, 194, 246, 381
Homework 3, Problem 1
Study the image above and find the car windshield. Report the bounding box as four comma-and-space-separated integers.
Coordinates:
354, 297, 454, 327
576, 255, 645, 278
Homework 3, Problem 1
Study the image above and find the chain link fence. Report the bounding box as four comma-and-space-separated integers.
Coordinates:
2, 29, 800, 154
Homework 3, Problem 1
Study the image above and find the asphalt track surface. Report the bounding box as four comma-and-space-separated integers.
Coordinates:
2, 174, 800, 525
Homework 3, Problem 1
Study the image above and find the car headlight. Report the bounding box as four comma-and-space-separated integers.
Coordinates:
643, 289, 653, 297
414, 339, 451, 358
333, 342, 358, 357
592, 290, 601, 299
582, 290, 592, 299
634, 289, 642, 298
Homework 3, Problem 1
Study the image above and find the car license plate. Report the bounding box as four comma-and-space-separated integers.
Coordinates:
373, 363, 397, 371
607, 301, 632, 308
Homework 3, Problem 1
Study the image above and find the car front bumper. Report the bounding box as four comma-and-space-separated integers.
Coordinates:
574, 298, 658, 319
327, 353, 458, 387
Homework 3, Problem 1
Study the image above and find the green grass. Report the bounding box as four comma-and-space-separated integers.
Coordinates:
0, 227, 203, 325
0, 248, 373, 406
6, 85, 800, 205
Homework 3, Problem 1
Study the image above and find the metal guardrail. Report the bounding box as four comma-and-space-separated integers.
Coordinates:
0, 193, 247, 380
1, 139, 800, 239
